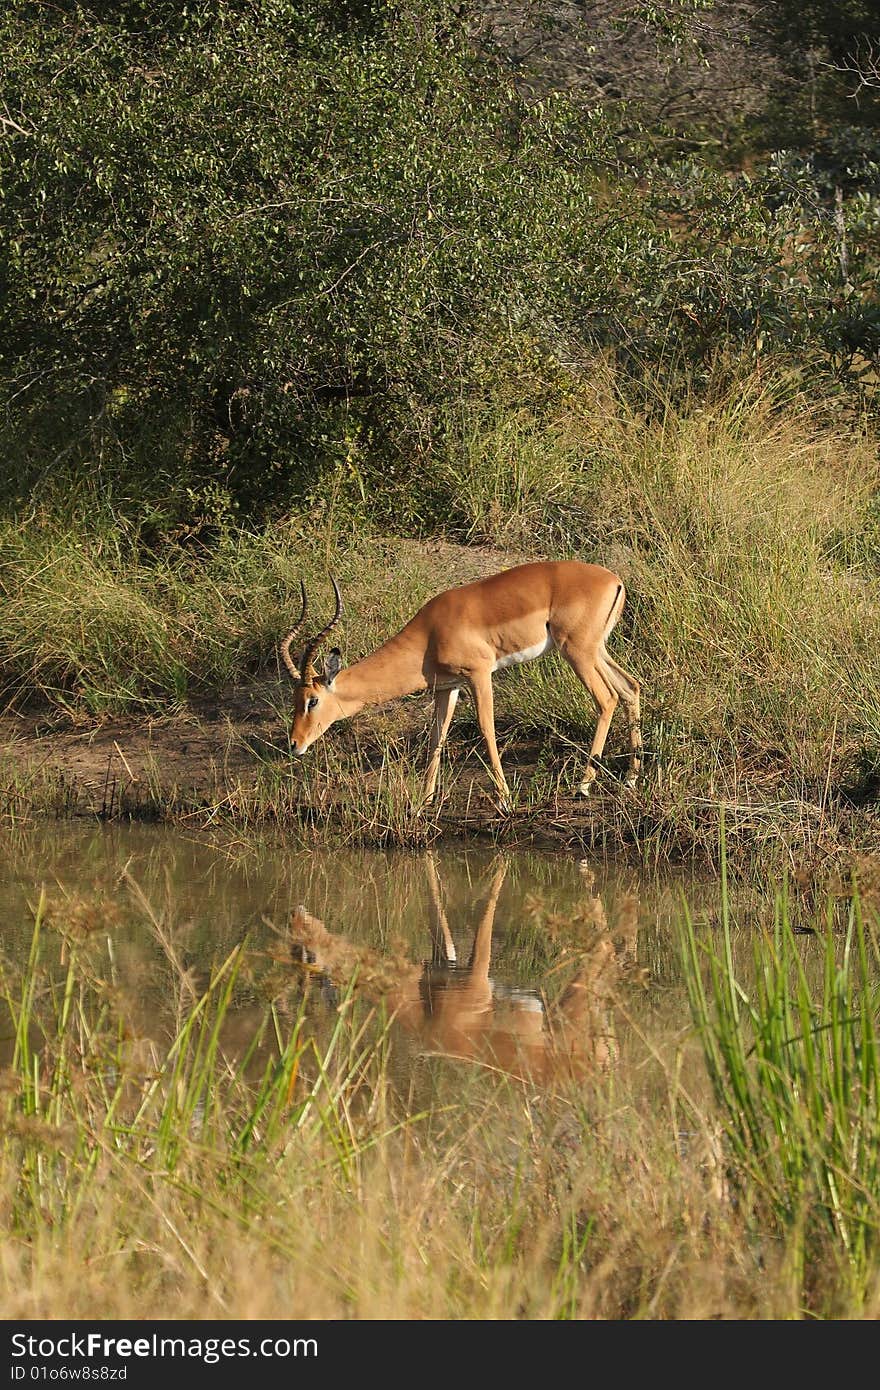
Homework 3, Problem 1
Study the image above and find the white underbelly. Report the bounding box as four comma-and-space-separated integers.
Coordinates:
493, 631, 554, 673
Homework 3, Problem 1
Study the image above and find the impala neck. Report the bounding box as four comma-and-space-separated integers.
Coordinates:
333, 631, 428, 716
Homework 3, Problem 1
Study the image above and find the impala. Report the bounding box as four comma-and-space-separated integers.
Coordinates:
280, 560, 642, 802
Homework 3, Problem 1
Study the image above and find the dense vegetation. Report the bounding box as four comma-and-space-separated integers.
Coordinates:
1, 0, 878, 526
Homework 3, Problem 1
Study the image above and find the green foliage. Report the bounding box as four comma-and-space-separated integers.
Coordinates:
4, 382, 880, 867
0, 1, 610, 508
1, 1, 878, 521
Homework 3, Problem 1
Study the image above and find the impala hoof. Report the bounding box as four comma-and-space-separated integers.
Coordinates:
577, 781, 594, 798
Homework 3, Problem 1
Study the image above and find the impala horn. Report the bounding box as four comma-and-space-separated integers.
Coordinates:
279, 580, 308, 683
299, 576, 343, 685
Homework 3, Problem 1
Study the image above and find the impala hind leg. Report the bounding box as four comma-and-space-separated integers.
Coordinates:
598, 653, 642, 789
468, 670, 511, 805
423, 686, 460, 803
559, 646, 619, 796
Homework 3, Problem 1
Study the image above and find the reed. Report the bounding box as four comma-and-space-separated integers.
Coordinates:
680, 839, 880, 1307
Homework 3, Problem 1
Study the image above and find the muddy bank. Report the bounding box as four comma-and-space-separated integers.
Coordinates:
0, 681, 656, 854
1, 683, 284, 811
3, 684, 880, 866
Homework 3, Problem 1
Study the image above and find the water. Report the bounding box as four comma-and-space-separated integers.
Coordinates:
0, 823, 721, 1084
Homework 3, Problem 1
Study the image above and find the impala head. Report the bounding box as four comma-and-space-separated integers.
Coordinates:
279, 577, 346, 756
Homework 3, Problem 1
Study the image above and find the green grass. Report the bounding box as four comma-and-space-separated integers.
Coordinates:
0, 515, 506, 717
680, 839, 880, 1309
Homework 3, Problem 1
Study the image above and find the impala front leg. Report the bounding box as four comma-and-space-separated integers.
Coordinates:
423, 686, 460, 804
425, 853, 457, 963
468, 670, 511, 806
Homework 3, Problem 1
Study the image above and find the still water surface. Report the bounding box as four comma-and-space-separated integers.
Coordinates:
0, 824, 732, 1084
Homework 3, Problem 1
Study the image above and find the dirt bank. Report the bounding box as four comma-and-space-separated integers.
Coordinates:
0, 683, 282, 813
0, 674, 656, 854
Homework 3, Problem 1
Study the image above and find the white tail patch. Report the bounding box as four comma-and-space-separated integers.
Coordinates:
493, 631, 554, 673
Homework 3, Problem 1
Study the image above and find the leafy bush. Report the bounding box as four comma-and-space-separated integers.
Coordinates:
1, 1, 877, 523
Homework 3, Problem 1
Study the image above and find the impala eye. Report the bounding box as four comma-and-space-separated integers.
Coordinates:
307, 696, 319, 712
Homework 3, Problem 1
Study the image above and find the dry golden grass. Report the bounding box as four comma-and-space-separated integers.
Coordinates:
1, 863, 879, 1321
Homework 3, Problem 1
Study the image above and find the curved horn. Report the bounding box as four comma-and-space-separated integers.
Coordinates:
279, 580, 308, 683
299, 575, 343, 682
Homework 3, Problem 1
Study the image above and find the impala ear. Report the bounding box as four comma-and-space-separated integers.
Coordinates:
322, 647, 343, 686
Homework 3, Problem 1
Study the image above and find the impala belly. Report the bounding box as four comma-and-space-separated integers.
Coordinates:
492, 629, 554, 673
